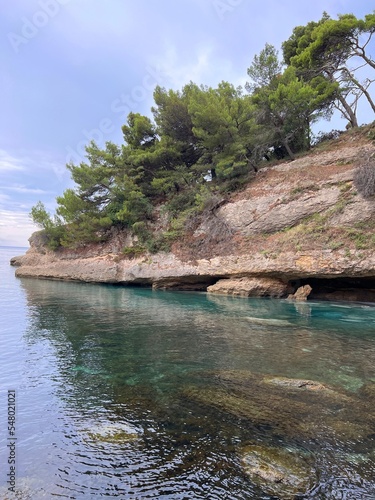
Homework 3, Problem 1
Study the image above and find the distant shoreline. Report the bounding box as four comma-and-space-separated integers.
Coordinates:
0, 246, 28, 250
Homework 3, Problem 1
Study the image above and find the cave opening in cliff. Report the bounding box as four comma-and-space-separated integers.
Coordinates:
297, 277, 375, 303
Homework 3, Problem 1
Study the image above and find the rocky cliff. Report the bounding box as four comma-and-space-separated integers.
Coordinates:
12, 127, 375, 302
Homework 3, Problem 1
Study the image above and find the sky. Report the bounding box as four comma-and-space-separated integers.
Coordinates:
1, 0, 374, 247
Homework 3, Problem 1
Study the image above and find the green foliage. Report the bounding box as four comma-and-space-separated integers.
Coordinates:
121, 245, 145, 259
55, 184, 115, 247
56, 189, 89, 223
282, 12, 375, 127
246, 43, 283, 92
60, 214, 113, 248
312, 129, 343, 147
346, 229, 369, 250
30, 201, 65, 250
367, 127, 375, 142
144, 234, 173, 254
131, 221, 149, 240
164, 189, 197, 217
30, 201, 54, 229
249, 60, 336, 157
152, 84, 200, 165
33, 11, 374, 250
115, 178, 153, 225
189, 81, 257, 178
122, 113, 156, 149
194, 185, 223, 212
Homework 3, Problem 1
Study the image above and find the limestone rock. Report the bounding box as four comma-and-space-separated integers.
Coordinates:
10, 255, 24, 267
240, 445, 315, 498
329, 196, 375, 227
207, 277, 290, 297
218, 186, 341, 234
313, 288, 375, 302
264, 377, 332, 393
288, 284, 312, 301
83, 422, 142, 444
359, 382, 375, 400
14, 244, 375, 295
183, 370, 375, 442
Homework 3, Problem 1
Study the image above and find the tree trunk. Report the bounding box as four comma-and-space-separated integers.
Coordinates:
353, 36, 375, 71
337, 93, 359, 128
349, 75, 375, 114
283, 140, 295, 160
326, 69, 359, 128
306, 118, 311, 149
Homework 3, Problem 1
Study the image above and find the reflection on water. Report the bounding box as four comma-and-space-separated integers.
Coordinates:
1, 264, 375, 498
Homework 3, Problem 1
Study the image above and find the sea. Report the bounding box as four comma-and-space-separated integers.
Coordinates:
1, 245, 375, 499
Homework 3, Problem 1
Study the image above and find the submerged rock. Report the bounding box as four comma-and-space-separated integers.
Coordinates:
359, 381, 375, 400
245, 316, 292, 326
83, 422, 141, 444
240, 444, 315, 498
182, 370, 375, 442
264, 376, 328, 392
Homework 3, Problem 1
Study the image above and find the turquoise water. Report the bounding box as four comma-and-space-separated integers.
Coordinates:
1, 246, 375, 498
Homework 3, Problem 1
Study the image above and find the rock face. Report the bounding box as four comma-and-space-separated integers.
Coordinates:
288, 284, 313, 301
12, 132, 375, 301
240, 445, 315, 498
14, 245, 375, 301
207, 277, 291, 297
219, 185, 341, 234
10, 255, 24, 267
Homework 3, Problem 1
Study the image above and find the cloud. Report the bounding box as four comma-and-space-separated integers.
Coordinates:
0, 149, 71, 192
0, 149, 67, 178
0, 150, 25, 171
0, 208, 38, 247
0, 193, 11, 203
152, 44, 220, 89
0, 209, 32, 226
0, 150, 61, 246
2, 184, 50, 195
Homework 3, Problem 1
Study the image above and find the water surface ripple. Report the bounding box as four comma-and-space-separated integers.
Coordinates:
1, 247, 375, 499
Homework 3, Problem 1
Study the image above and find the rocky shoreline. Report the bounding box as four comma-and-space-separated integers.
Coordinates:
12, 132, 375, 302
11, 236, 375, 302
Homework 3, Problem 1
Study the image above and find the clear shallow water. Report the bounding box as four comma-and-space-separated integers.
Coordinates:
1, 246, 375, 499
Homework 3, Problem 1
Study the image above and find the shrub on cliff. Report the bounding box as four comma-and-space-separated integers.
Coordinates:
353, 159, 375, 199
30, 201, 65, 250
312, 129, 343, 147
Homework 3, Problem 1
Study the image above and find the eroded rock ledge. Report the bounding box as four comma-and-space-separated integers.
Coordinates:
12, 242, 375, 302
